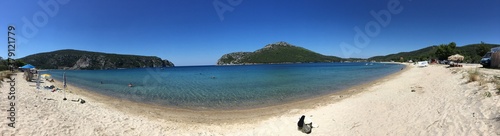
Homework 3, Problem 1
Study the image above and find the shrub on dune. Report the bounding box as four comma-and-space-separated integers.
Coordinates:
0, 71, 15, 87
467, 69, 480, 83
496, 81, 500, 95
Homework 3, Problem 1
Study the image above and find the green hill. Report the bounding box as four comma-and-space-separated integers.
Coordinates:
369, 46, 437, 62
217, 42, 341, 65
369, 43, 500, 63
17, 49, 174, 70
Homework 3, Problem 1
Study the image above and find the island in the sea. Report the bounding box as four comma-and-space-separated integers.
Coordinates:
217, 42, 342, 65
19, 49, 174, 70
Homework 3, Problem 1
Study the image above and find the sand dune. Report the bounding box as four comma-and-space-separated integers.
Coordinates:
1, 64, 499, 135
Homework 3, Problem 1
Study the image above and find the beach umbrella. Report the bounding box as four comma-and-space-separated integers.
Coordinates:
40, 74, 51, 79
447, 54, 464, 61
20, 64, 35, 69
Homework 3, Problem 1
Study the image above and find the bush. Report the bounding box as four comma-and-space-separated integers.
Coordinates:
485, 92, 492, 97
496, 82, 500, 95
0, 71, 15, 88
468, 69, 480, 82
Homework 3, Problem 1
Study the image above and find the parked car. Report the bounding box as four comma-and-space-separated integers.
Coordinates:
480, 47, 500, 67
440, 60, 449, 64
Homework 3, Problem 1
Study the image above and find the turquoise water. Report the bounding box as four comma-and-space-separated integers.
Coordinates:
41, 63, 404, 110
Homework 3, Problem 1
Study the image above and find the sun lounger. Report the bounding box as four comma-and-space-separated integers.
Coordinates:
417, 61, 428, 67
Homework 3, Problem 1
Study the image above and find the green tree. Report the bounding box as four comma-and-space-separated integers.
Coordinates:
435, 42, 457, 60
14, 60, 27, 68
476, 42, 489, 57
419, 56, 428, 61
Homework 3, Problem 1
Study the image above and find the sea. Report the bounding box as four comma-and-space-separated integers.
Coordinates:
40, 63, 405, 110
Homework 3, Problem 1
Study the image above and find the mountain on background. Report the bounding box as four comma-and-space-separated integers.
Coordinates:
1, 42, 496, 70
17, 49, 174, 70
217, 42, 342, 65
218, 42, 500, 65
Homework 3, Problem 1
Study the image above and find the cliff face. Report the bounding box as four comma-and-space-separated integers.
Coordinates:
217, 52, 252, 65
162, 60, 175, 67
217, 42, 341, 65
20, 49, 175, 70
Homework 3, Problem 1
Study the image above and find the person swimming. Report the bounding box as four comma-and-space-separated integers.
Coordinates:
128, 83, 133, 87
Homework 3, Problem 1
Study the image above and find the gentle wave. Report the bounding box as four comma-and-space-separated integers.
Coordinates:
41, 63, 404, 110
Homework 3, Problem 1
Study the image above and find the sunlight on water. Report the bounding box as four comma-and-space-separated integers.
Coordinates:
41, 63, 404, 110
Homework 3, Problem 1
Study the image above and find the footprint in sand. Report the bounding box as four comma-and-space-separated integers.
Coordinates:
410, 86, 424, 94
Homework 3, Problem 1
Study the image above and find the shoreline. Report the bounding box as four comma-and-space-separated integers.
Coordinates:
47, 63, 409, 124
2, 63, 499, 135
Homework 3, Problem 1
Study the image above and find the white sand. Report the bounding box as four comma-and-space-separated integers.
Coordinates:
1, 64, 499, 135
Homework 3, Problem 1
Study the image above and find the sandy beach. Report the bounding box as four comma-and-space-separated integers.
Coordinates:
1, 64, 499, 135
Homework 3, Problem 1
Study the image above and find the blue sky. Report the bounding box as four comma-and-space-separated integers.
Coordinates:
1, 0, 499, 66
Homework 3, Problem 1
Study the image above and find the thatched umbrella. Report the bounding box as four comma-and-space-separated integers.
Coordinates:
448, 54, 464, 62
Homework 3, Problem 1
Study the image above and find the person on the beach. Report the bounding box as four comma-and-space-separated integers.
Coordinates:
297, 115, 317, 134
298, 115, 305, 130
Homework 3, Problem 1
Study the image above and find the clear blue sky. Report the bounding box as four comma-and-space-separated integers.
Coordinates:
1, 0, 499, 66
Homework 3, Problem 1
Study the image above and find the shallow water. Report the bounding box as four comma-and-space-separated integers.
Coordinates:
41, 63, 404, 110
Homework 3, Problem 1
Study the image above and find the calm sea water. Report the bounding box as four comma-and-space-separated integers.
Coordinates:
41, 63, 404, 110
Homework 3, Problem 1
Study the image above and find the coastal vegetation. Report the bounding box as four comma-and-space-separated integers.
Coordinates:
435, 42, 458, 60
467, 68, 481, 83
0, 58, 26, 71
461, 67, 500, 97
10, 49, 174, 70
2, 42, 499, 70
218, 41, 499, 65
369, 42, 500, 63
217, 42, 341, 65
0, 70, 15, 87
496, 82, 500, 95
